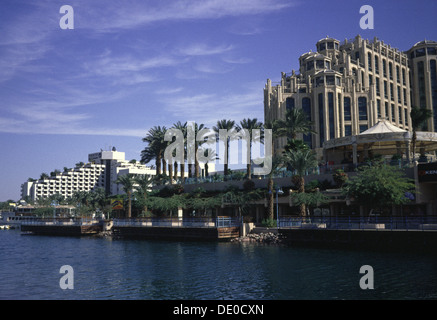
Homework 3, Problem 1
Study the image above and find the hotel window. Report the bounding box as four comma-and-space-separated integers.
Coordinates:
368, 75, 373, 87
384, 81, 388, 98
398, 86, 401, 103
327, 42, 334, 50
391, 104, 395, 122
375, 57, 379, 74
390, 83, 394, 101
389, 62, 393, 80
344, 97, 351, 121
415, 48, 426, 57
345, 125, 352, 136
405, 109, 409, 127
307, 61, 314, 71
403, 88, 407, 105
402, 68, 406, 85
385, 102, 389, 120
358, 97, 368, 121
377, 99, 381, 119
286, 97, 295, 111
302, 97, 312, 148
399, 106, 403, 125
359, 125, 368, 133
418, 61, 426, 109
428, 47, 437, 55
302, 98, 311, 119
376, 77, 380, 96
355, 51, 360, 61
368, 53, 372, 71
319, 42, 326, 51
336, 77, 341, 86
316, 60, 325, 69
383, 59, 387, 77
396, 66, 400, 83
315, 76, 324, 87
318, 93, 325, 145
328, 92, 335, 140
431, 59, 437, 130
326, 75, 335, 86
335, 43, 339, 50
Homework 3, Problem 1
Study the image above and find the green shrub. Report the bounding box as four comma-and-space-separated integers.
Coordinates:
261, 218, 277, 228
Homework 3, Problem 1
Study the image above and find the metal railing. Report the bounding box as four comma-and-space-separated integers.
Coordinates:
113, 216, 241, 229
278, 216, 437, 231
21, 217, 100, 226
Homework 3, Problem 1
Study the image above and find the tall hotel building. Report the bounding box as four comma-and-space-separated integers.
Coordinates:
407, 40, 437, 132
264, 35, 437, 158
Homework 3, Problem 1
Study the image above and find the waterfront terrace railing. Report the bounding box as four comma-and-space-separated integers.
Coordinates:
113, 216, 241, 229
21, 217, 100, 226
278, 216, 437, 231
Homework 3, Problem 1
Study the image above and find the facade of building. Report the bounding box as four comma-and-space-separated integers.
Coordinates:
21, 148, 156, 201
264, 35, 427, 158
407, 40, 437, 132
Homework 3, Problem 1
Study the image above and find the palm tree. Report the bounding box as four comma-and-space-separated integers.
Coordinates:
202, 148, 219, 177
266, 156, 284, 221
274, 108, 315, 151
115, 174, 136, 218
141, 126, 167, 177
40, 172, 49, 180
264, 120, 282, 220
134, 174, 153, 215
410, 106, 433, 161
186, 122, 207, 178
172, 121, 187, 182
89, 188, 107, 213
237, 118, 264, 179
283, 149, 318, 217
213, 119, 236, 179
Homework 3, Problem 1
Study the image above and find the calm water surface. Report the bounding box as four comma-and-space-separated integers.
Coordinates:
0, 229, 436, 300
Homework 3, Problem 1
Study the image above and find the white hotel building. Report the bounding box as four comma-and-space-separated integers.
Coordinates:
21, 148, 156, 202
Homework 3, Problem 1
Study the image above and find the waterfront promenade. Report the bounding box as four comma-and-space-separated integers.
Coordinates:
278, 216, 437, 251
20, 216, 241, 240
18, 215, 437, 251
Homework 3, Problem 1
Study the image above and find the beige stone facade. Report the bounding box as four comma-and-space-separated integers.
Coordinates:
407, 40, 437, 132
265, 35, 416, 157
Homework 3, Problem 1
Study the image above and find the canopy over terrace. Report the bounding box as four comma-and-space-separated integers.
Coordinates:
323, 120, 437, 165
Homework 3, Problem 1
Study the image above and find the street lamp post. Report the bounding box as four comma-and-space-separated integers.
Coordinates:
51, 201, 58, 222
275, 187, 284, 229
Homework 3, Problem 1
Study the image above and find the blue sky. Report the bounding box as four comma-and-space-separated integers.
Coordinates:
1, 0, 436, 201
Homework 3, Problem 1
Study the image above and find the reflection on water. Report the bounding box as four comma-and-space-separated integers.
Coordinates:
0, 230, 436, 300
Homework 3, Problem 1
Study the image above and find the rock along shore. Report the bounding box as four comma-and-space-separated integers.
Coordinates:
230, 232, 284, 245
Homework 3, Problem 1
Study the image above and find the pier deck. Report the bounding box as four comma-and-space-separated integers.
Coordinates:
112, 217, 241, 240
21, 218, 102, 236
